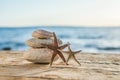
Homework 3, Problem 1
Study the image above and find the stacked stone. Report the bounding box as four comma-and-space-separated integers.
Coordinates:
23, 30, 62, 63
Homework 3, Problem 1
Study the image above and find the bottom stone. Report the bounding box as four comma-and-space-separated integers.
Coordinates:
23, 48, 58, 63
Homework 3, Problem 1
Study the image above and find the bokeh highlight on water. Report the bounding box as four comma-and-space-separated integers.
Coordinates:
0, 26, 120, 54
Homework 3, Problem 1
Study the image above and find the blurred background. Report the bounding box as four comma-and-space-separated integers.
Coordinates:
0, 0, 120, 53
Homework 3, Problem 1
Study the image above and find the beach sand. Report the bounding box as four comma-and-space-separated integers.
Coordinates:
0, 51, 120, 80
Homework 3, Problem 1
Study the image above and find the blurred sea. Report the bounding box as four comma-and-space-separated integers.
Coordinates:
0, 26, 120, 54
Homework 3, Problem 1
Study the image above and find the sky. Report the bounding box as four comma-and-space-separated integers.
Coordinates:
0, 0, 120, 27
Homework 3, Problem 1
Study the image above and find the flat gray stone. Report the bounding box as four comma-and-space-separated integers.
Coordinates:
23, 48, 59, 63
32, 30, 53, 39
26, 38, 62, 48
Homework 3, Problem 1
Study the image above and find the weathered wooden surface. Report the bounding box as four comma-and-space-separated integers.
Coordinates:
0, 51, 120, 80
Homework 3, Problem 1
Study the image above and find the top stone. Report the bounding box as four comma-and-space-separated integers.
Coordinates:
32, 30, 53, 39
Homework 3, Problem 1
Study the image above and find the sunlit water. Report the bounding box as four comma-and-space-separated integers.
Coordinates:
0, 26, 120, 54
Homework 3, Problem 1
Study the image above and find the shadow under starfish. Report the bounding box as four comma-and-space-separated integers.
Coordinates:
45, 32, 70, 67
61, 45, 82, 65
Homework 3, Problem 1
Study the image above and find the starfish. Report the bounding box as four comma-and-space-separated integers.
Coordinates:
46, 32, 70, 67
61, 45, 82, 65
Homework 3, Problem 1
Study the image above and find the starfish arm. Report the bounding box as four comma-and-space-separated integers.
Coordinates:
50, 52, 57, 67
61, 51, 70, 53
68, 46, 72, 52
67, 54, 72, 63
57, 49, 70, 54
73, 55, 81, 65
53, 32, 59, 47
57, 51, 68, 65
59, 42, 70, 50
73, 50, 82, 54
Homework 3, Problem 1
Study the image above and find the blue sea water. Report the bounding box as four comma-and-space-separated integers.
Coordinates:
0, 26, 120, 54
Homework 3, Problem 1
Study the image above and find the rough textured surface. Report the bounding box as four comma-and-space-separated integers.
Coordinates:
32, 30, 53, 39
23, 48, 58, 63
26, 38, 62, 48
0, 51, 120, 80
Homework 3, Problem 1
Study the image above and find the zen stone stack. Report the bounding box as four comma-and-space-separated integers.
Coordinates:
24, 30, 62, 63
